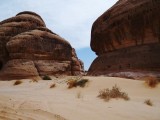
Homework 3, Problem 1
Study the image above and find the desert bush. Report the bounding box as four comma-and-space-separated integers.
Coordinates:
42, 75, 52, 80
67, 80, 77, 89
144, 99, 153, 106
14, 80, 22, 85
67, 77, 89, 89
31, 78, 38, 82
98, 84, 130, 101
50, 83, 56, 88
76, 79, 89, 87
145, 76, 158, 88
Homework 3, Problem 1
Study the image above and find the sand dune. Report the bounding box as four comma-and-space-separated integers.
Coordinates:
0, 76, 160, 120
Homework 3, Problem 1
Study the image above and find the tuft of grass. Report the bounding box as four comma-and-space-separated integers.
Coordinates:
50, 83, 56, 88
42, 75, 52, 80
144, 76, 158, 88
144, 99, 153, 106
14, 80, 22, 86
98, 84, 130, 101
67, 78, 89, 89
76, 92, 82, 99
32, 79, 38, 82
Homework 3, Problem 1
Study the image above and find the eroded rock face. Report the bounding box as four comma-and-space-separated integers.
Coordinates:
88, 0, 160, 77
0, 11, 83, 80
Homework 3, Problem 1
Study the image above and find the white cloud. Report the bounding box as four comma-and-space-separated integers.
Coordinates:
0, 0, 118, 49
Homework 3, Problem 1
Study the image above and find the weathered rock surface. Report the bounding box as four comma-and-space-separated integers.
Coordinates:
0, 59, 39, 79
0, 11, 83, 80
88, 0, 160, 78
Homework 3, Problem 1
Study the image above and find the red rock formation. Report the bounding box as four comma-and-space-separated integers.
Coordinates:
0, 11, 45, 64
88, 0, 160, 77
0, 11, 83, 80
71, 48, 84, 75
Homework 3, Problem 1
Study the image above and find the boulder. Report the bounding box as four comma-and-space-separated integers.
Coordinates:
0, 11, 83, 80
88, 0, 160, 78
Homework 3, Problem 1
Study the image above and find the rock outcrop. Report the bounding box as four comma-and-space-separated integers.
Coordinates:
0, 11, 83, 80
88, 0, 160, 78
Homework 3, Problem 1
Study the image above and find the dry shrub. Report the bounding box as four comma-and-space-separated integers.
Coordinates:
67, 78, 89, 89
76, 79, 89, 87
50, 83, 56, 88
144, 99, 153, 106
32, 78, 38, 82
144, 76, 158, 88
67, 80, 77, 89
98, 85, 130, 101
14, 80, 22, 85
76, 92, 82, 99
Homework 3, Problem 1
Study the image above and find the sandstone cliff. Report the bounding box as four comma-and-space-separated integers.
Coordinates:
0, 11, 83, 80
88, 0, 160, 78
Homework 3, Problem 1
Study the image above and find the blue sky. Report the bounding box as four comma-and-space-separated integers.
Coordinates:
0, 0, 118, 70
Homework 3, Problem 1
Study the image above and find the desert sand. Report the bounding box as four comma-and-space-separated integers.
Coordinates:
0, 76, 160, 120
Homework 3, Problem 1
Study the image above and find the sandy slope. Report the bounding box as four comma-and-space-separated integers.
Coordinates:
0, 76, 160, 120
